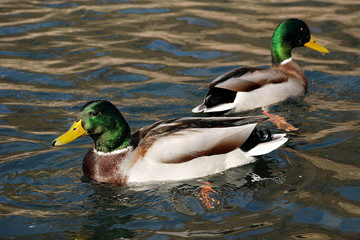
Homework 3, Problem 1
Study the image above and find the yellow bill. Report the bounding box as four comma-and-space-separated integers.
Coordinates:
304, 35, 329, 54
52, 120, 87, 146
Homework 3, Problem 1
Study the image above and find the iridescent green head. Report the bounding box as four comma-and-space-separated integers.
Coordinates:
52, 100, 131, 153
271, 18, 329, 65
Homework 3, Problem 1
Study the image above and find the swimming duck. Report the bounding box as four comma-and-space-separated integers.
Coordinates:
192, 19, 329, 119
52, 100, 287, 184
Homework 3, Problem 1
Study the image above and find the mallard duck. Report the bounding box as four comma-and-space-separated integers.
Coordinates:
192, 18, 329, 116
52, 100, 287, 184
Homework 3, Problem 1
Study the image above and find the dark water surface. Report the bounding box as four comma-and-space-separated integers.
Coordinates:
1, 0, 360, 239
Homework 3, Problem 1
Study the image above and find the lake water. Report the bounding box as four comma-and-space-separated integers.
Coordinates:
1, 0, 359, 239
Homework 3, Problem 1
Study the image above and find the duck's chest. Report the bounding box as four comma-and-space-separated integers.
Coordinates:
82, 148, 130, 184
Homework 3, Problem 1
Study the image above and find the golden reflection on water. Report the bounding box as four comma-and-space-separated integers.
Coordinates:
289, 148, 360, 181
0, 0, 360, 238
0, 0, 359, 78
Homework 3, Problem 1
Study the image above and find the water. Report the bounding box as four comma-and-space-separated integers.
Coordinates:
1, 0, 359, 239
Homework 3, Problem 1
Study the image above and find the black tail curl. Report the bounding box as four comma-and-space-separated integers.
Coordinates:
240, 129, 273, 152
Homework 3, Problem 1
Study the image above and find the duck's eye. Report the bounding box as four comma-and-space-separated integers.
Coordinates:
91, 110, 100, 117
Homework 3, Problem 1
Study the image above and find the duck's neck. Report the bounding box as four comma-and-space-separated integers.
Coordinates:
271, 33, 292, 65
92, 122, 131, 153
93, 132, 131, 153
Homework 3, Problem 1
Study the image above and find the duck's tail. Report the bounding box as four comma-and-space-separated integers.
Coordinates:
240, 129, 287, 156
192, 103, 206, 113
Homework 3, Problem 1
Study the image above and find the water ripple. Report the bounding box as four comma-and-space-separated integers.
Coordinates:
0, 0, 359, 239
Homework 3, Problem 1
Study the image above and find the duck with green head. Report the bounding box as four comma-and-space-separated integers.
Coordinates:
192, 19, 329, 129
52, 100, 287, 185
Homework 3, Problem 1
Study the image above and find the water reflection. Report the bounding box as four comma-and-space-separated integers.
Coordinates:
0, 0, 360, 239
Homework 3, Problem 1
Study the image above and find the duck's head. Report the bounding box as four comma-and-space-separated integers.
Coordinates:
271, 18, 329, 65
52, 100, 131, 153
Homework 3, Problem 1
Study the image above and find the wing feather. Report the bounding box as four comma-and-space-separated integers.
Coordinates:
192, 67, 289, 113
145, 124, 257, 164
212, 68, 289, 92
131, 116, 267, 164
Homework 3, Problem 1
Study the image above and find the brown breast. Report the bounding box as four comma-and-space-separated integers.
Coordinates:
82, 148, 130, 184
271, 60, 308, 90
